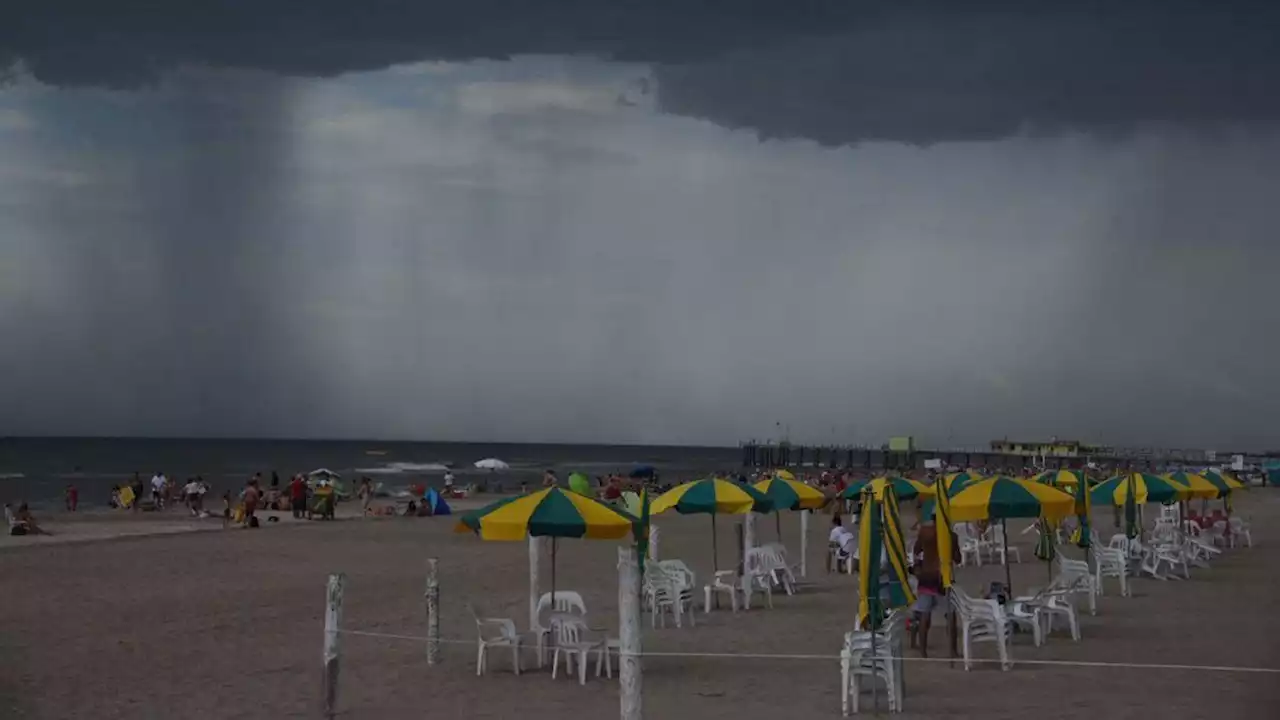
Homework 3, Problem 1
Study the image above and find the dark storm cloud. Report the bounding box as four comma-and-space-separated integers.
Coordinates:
4, 2, 1280, 143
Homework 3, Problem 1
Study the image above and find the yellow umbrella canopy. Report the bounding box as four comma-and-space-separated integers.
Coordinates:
454, 487, 636, 541
1164, 472, 1221, 500
949, 477, 1075, 523
773, 469, 797, 482
753, 477, 826, 511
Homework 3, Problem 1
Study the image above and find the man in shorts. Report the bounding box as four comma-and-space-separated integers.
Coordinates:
150, 471, 167, 509
909, 523, 959, 658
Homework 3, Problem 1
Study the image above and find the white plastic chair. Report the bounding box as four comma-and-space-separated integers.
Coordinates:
550, 615, 603, 685
841, 609, 907, 715
741, 548, 776, 610
469, 604, 522, 676
1009, 581, 1080, 645
534, 591, 586, 666
1057, 558, 1098, 615
949, 586, 1013, 671
954, 524, 983, 567
990, 523, 1021, 565
646, 563, 695, 628
760, 542, 799, 594
1093, 546, 1130, 598
704, 570, 741, 613
1229, 517, 1252, 548
829, 541, 854, 574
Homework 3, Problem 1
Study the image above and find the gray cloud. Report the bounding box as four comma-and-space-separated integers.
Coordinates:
2, 5, 1279, 450
4, 3, 1280, 143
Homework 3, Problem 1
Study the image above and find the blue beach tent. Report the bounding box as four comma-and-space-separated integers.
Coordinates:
424, 488, 452, 516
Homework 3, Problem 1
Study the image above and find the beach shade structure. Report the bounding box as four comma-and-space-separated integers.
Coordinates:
1090, 473, 1191, 507
1032, 469, 1088, 489
949, 476, 1075, 593
754, 475, 826, 537
941, 471, 984, 496
568, 472, 592, 496
1199, 470, 1246, 512
455, 487, 638, 602
841, 476, 933, 502
629, 464, 656, 479
773, 469, 797, 482
651, 478, 774, 581
423, 488, 451, 516
473, 458, 510, 471
1165, 472, 1223, 501
857, 487, 915, 630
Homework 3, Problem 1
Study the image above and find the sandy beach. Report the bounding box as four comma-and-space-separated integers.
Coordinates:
2, 492, 1278, 719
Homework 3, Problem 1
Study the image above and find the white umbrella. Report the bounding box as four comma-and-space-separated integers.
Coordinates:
473, 458, 510, 471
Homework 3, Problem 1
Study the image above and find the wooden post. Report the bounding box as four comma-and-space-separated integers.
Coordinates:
528, 536, 541, 634
618, 547, 643, 720
425, 558, 441, 666
322, 573, 345, 720
800, 509, 810, 577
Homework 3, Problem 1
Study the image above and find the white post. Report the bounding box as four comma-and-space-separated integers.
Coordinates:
800, 510, 810, 577
528, 535, 541, 633
648, 525, 660, 562
425, 558, 440, 666
743, 513, 756, 554
618, 546, 643, 720
323, 573, 345, 720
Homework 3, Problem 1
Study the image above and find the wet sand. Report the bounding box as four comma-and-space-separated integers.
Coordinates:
2, 492, 1278, 718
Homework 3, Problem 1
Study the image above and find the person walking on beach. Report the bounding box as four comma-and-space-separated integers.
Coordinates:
131, 473, 144, 512
358, 477, 374, 516
150, 471, 167, 509
242, 479, 261, 528
289, 474, 307, 519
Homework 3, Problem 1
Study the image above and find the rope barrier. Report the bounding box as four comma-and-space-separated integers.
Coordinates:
336, 627, 1280, 675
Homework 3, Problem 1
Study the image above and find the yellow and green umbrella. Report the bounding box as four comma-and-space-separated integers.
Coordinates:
857, 487, 915, 630
841, 476, 934, 501
455, 487, 638, 599
1090, 473, 1191, 506
1200, 470, 1246, 512
941, 471, 984, 496
949, 477, 1075, 523
651, 478, 774, 578
950, 476, 1075, 593
754, 476, 826, 538
1032, 469, 1088, 489
773, 469, 797, 482
1072, 466, 1093, 550
1165, 472, 1221, 500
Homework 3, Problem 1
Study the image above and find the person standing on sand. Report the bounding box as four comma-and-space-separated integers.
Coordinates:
150, 471, 167, 509
131, 473, 144, 512
443, 470, 455, 496
909, 522, 959, 658
65, 484, 78, 512
358, 477, 373, 516
242, 479, 261, 528
543, 469, 557, 488
289, 474, 307, 519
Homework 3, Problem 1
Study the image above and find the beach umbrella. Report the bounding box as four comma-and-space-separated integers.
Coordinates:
651, 478, 774, 581
1200, 470, 1245, 513
1032, 469, 1087, 489
1090, 473, 1191, 506
774, 469, 797, 482
1165, 472, 1222, 500
455, 487, 638, 601
942, 471, 984, 496
473, 458, 509, 471
753, 476, 826, 538
568, 472, 592, 496
1123, 476, 1140, 539
841, 476, 933, 502
949, 476, 1075, 593
1072, 467, 1092, 551
856, 488, 915, 629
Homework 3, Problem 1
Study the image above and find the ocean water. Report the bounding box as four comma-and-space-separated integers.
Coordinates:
0, 437, 742, 507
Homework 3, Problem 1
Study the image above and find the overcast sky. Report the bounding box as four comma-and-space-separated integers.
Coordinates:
1, 2, 1278, 449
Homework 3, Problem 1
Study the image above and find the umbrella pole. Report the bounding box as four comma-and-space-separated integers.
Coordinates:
712, 514, 720, 609
551, 537, 558, 605
1002, 519, 1013, 596
776, 510, 782, 540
